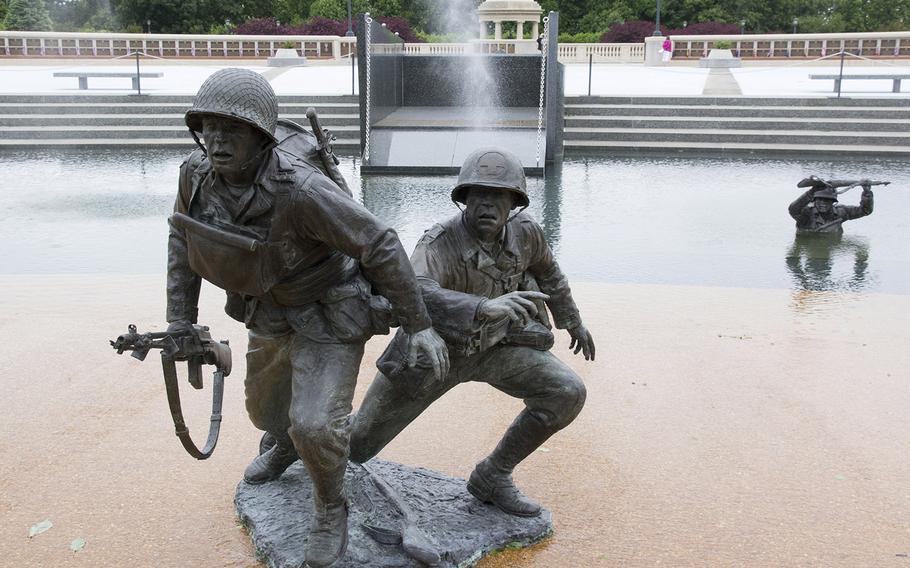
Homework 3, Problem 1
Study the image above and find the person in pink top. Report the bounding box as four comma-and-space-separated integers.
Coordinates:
662, 37, 673, 62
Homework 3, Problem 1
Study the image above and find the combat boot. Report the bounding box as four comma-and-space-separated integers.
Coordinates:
305, 498, 348, 568
467, 409, 560, 517
243, 433, 298, 484
467, 458, 541, 517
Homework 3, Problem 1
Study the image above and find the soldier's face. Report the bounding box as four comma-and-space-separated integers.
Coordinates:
201, 116, 266, 180
464, 187, 515, 242
814, 199, 834, 214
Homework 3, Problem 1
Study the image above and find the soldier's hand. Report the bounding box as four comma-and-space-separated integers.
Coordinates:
407, 327, 450, 382
166, 319, 195, 335
479, 291, 550, 326
568, 324, 595, 361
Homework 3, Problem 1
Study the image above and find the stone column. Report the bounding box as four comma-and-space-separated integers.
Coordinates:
516, 21, 525, 39
494, 21, 502, 40
532, 21, 539, 39
479, 21, 486, 39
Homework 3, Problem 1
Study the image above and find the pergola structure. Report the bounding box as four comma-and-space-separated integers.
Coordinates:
477, 0, 543, 40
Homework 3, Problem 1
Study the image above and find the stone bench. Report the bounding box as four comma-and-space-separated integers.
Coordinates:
809, 73, 910, 93
53, 71, 164, 90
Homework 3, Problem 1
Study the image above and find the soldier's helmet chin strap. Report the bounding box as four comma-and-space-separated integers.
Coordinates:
453, 200, 528, 223
189, 128, 295, 171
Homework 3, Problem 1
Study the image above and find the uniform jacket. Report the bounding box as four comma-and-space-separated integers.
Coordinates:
166, 127, 431, 337
789, 189, 874, 234
411, 211, 580, 352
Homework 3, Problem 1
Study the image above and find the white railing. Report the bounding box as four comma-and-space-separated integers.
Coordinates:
0, 30, 357, 59
667, 31, 910, 59
558, 43, 644, 63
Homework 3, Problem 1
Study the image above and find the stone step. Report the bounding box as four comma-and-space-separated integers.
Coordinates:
0, 137, 362, 149
563, 103, 910, 119
0, 102, 360, 115
563, 139, 910, 156
0, 113, 361, 127
565, 95, 910, 107
563, 127, 910, 146
0, 124, 360, 139
564, 115, 910, 132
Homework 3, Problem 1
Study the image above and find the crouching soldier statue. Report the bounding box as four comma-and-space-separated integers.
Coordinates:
167, 68, 447, 568
350, 147, 595, 518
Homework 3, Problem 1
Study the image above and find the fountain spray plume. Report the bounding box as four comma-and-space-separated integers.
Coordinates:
435, 0, 501, 126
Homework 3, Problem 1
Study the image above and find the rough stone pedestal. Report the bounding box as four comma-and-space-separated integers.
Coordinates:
235, 459, 553, 568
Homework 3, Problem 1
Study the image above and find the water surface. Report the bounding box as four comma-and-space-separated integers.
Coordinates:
2, 148, 908, 294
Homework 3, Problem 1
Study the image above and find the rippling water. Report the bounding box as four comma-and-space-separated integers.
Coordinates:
2, 148, 909, 294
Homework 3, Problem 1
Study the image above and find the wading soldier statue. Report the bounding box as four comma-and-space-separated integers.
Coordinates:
789, 176, 877, 234
350, 147, 595, 518
166, 68, 448, 568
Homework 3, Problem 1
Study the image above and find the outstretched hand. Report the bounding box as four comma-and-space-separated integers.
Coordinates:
478, 291, 550, 327
407, 327, 450, 383
568, 324, 595, 361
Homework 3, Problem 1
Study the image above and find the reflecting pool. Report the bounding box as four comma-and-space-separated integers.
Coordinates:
2, 148, 909, 295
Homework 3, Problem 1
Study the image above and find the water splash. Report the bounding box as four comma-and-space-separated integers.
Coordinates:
432, 0, 501, 126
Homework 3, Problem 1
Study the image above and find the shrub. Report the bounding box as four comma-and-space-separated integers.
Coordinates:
233, 16, 281, 35
415, 30, 461, 43
377, 15, 421, 42
601, 21, 664, 43
295, 16, 347, 36
559, 32, 600, 43
713, 40, 732, 49
666, 22, 742, 36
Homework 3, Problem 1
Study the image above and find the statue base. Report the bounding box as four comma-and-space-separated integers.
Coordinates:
235, 459, 553, 568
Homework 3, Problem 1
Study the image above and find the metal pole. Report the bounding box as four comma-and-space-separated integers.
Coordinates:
653, 0, 662, 36
351, 46, 355, 95
587, 52, 592, 96
346, 0, 354, 36
135, 51, 141, 95
837, 49, 846, 97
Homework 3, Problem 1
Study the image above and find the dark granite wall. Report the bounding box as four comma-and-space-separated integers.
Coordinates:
401, 55, 544, 108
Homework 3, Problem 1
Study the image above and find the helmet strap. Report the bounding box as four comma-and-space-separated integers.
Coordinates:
507, 205, 528, 223
189, 129, 207, 156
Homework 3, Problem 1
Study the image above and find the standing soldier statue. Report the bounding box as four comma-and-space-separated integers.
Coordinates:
789, 176, 887, 234
166, 68, 448, 568
350, 147, 595, 518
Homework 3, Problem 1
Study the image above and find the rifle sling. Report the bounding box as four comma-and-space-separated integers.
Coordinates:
161, 352, 224, 460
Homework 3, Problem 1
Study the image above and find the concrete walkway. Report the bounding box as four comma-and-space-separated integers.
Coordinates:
3, 58, 910, 98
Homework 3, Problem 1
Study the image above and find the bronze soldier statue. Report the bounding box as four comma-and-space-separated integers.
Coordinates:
166, 68, 448, 568
789, 176, 882, 234
350, 147, 595, 518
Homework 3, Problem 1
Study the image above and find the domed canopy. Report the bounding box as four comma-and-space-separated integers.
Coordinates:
476, 0, 542, 40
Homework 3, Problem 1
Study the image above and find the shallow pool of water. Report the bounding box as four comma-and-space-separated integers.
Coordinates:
2, 148, 908, 294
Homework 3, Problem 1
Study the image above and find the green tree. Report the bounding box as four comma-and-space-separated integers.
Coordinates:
274, 0, 313, 25
3, 0, 52, 30
0, 0, 8, 23
309, 0, 344, 20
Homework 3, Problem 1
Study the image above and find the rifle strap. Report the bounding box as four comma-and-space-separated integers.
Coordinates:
161, 353, 225, 460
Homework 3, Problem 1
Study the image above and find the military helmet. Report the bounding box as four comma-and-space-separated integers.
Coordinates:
451, 147, 529, 208
813, 188, 839, 201
185, 68, 278, 143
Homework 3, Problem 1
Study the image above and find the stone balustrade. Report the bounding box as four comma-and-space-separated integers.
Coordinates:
3, 30, 909, 66
0, 31, 356, 59
667, 31, 910, 59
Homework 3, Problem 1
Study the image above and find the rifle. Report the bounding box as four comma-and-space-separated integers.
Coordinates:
306, 107, 353, 197
797, 175, 891, 194
110, 324, 232, 460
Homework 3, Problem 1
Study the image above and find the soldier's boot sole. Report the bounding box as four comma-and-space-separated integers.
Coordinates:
467, 467, 541, 518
